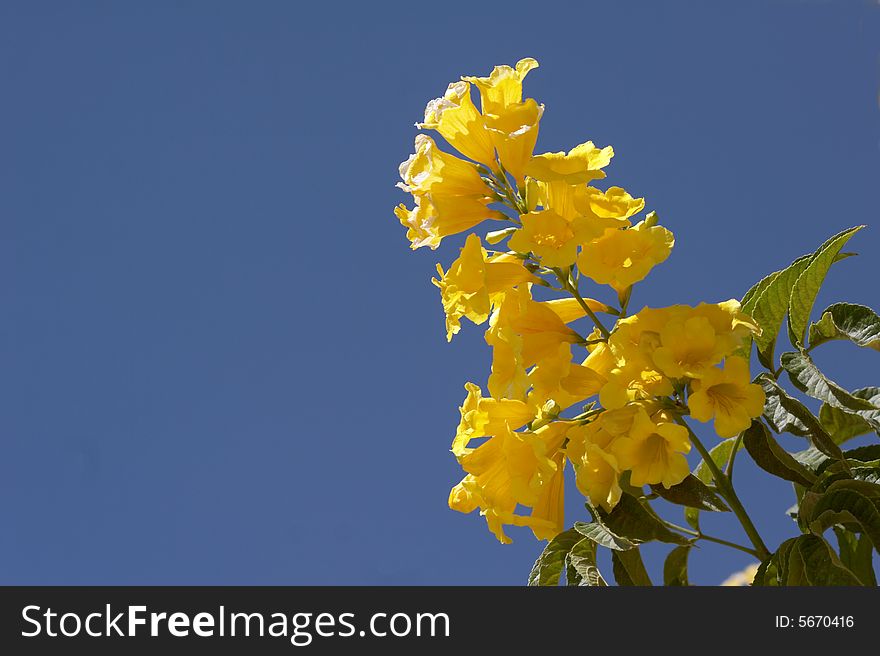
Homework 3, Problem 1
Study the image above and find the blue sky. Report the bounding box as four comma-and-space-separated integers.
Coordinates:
1, 1, 877, 585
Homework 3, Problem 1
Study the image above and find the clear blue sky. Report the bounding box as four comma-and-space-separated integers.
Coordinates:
1, 1, 877, 585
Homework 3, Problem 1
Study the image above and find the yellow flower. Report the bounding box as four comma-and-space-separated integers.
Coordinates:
651, 302, 761, 379
394, 194, 504, 250
688, 357, 766, 438
484, 99, 543, 183
508, 209, 579, 267
397, 134, 490, 197
565, 408, 642, 511
525, 141, 614, 184
433, 234, 534, 340
419, 81, 496, 167
450, 421, 570, 543
462, 57, 539, 116
578, 219, 674, 292
610, 406, 691, 488
452, 382, 536, 456
584, 186, 646, 221
528, 343, 605, 408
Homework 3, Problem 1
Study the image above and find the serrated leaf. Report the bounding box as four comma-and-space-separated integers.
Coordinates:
573, 521, 635, 551
756, 373, 843, 460
599, 494, 690, 546
753, 537, 798, 586
809, 302, 880, 351
565, 538, 607, 586
612, 548, 653, 586
742, 420, 817, 487
834, 527, 878, 586
650, 475, 729, 512
758, 373, 810, 437
663, 545, 692, 586
791, 446, 830, 472
780, 350, 879, 412
819, 403, 876, 443
805, 484, 880, 553
789, 535, 863, 586
750, 253, 814, 369
788, 226, 864, 347
527, 528, 584, 586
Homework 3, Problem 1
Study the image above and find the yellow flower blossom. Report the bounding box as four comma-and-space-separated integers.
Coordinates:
463, 57, 539, 116
433, 234, 534, 340
394, 194, 504, 250
508, 209, 580, 267
528, 343, 605, 408
449, 421, 570, 543
484, 98, 543, 183
610, 406, 691, 488
419, 81, 496, 166
578, 219, 674, 292
452, 382, 536, 456
688, 357, 766, 438
584, 186, 645, 221
651, 302, 761, 379
525, 141, 614, 184
565, 408, 643, 511
397, 134, 491, 198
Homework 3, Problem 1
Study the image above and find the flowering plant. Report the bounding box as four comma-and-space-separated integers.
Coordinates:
395, 58, 879, 586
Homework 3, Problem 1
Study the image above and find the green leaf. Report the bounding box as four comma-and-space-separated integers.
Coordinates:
599, 494, 690, 546
742, 420, 817, 487
565, 538, 607, 586
808, 302, 880, 351
663, 546, 692, 586
612, 548, 653, 586
756, 535, 863, 586
788, 535, 863, 586
650, 475, 729, 512
787, 225, 864, 348
741, 270, 781, 316
834, 527, 878, 586
781, 350, 880, 412
791, 446, 830, 472
750, 253, 814, 369
573, 521, 635, 551
753, 537, 798, 586
803, 482, 880, 554
819, 403, 876, 444
758, 374, 810, 437
527, 528, 584, 586
756, 373, 843, 460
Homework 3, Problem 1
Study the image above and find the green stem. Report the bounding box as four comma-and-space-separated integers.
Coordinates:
556, 271, 611, 339
678, 419, 771, 561
726, 432, 744, 483
659, 520, 760, 558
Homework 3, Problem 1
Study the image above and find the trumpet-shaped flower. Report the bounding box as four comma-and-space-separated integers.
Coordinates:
509, 209, 579, 267
433, 234, 534, 340
610, 406, 691, 488
688, 357, 766, 438
449, 421, 571, 543
419, 81, 496, 167
578, 219, 674, 292
463, 57, 539, 116
484, 99, 543, 183
452, 382, 536, 456
397, 134, 491, 198
651, 302, 761, 379
565, 406, 643, 511
394, 194, 505, 250
525, 141, 614, 184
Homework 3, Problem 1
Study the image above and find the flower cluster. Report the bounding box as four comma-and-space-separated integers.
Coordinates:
395, 58, 765, 544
